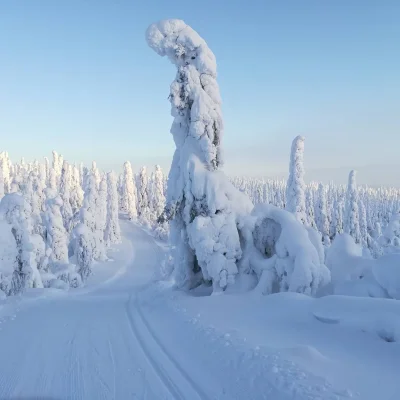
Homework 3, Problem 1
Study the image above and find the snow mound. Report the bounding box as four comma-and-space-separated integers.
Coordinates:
242, 204, 330, 295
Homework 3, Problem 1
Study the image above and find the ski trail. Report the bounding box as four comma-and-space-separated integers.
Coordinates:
125, 291, 208, 400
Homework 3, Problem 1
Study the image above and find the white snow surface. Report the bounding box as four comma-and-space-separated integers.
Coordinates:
0, 221, 399, 399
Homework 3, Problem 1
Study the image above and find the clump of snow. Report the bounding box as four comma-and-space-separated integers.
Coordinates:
241, 204, 330, 295
372, 254, 400, 299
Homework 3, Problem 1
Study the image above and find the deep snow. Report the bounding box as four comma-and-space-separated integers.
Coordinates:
0, 221, 400, 399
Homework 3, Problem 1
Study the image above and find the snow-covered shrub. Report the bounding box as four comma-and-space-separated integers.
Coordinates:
241, 204, 330, 296
146, 19, 253, 292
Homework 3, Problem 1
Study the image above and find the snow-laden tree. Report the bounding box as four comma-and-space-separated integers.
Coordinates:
43, 189, 69, 264
0, 152, 10, 193
137, 166, 151, 226
0, 193, 43, 294
91, 161, 101, 190
121, 161, 137, 220
97, 175, 108, 235
52, 151, 61, 184
49, 167, 57, 191
285, 136, 307, 224
147, 19, 252, 291
344, 170, 361, 244
44, 157, 50, 186
104, 171, 121, 246
70, 165, 84, 215
0, 161, 4, 200
59, 160, 74, 232
315, 183, 330, 246
305, 189, 317, 228
78, 174, 106, 262
359, 199, 369, 247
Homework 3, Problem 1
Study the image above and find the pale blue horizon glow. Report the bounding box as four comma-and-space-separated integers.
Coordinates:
1, 1, 399, 185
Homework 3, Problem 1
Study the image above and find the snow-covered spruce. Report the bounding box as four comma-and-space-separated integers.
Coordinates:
137, 166, 151, 226
43, 189, 69, 265
59, 160, 74, 232
121, 161, 137, 220
344, 170, 361, 244
104, 171, 121, 247
315, 183, 330, 246
147, 19, 253, 292
0, 193, 43, 294
285, 135, 307, 224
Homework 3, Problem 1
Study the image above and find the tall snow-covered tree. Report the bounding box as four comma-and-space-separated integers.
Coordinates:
146, 19, 252, 291
59, 160, 74, 232
104, 171, 121, 246
344, 170, 361, 244
121, 161, 137, 220
285, 135, 307, 224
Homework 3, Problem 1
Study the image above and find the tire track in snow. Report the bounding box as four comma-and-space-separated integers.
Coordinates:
125, 292, 208, 400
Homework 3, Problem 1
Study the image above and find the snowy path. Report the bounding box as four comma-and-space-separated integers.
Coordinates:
0, 221, 203, 400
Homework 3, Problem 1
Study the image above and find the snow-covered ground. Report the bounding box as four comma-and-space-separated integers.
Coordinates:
1, 221, 400, 400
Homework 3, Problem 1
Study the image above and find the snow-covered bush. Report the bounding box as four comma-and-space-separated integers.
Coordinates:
240, 204, 330, 296
146, 19, 253, 292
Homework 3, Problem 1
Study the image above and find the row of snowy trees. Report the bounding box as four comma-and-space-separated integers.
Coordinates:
0, 150, 167, 297
231, 163, 400, 258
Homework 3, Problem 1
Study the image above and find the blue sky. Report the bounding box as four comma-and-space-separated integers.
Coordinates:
0, 0, 399, 184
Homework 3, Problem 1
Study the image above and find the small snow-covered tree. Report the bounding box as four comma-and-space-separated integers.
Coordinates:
146, 19, 252, 291
137, 166, 151, 225
104, 171, 121, 246
70, 165, 84, 215
315, 183, 330, 246
285, 136, 307, 224
91, 161, 101, 190
344, 170, 361, 244
97, 175, 108, 236
0, 161, 4, 200
49, 167, 57, 191
121, 161, 137, 220
43, 189, 69, 264
305, 189, 317, 228
79, 174, 106, 262
0, 193, 43, 294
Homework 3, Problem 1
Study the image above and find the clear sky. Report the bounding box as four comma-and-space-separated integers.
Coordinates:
1, 0, 399, 185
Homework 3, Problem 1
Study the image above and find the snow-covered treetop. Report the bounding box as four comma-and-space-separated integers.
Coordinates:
146, 19, 223, 173
146, 19, 217, 77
